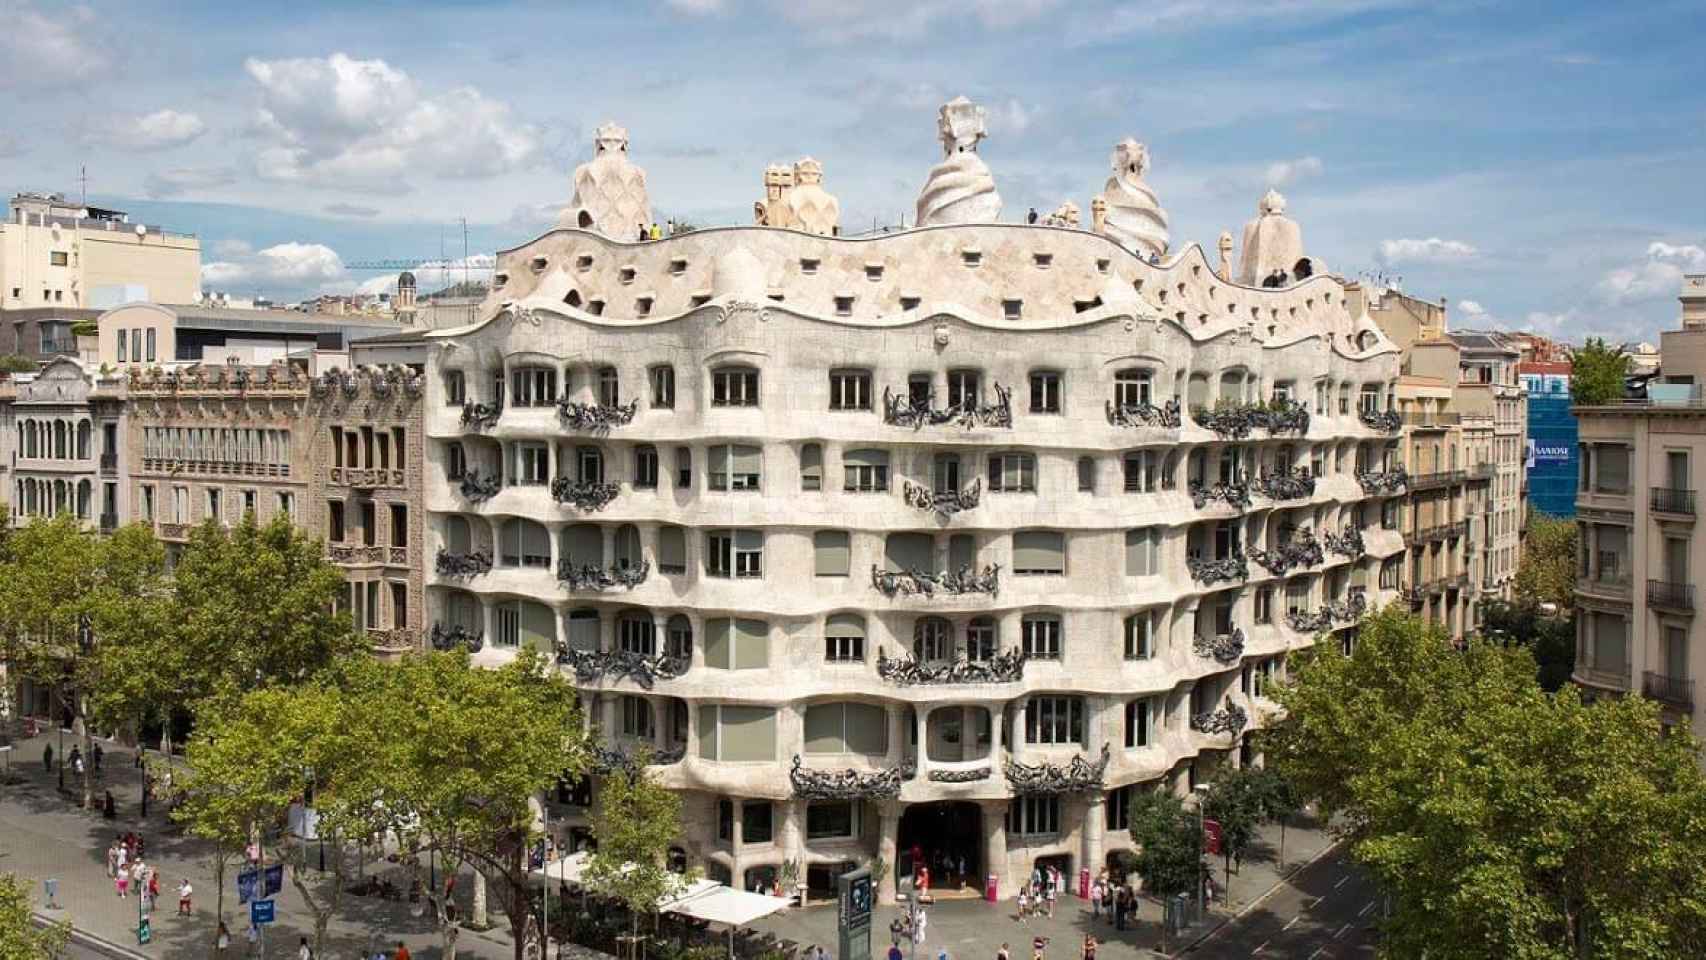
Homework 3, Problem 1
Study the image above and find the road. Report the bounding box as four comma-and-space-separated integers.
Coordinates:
1183, 844, 1379, 959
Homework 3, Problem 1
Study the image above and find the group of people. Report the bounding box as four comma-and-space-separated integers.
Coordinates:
40, 741, 104, 776
634, 220, 688, 241
1087, 873, 1142, 931
107, 832, 194, 916
1013, 865, 1063, 921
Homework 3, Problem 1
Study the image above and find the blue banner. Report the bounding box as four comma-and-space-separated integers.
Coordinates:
264, 865, 284, 898
237, 868, 257, 906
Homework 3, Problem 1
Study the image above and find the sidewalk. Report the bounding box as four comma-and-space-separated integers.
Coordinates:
0, 729, 520, 960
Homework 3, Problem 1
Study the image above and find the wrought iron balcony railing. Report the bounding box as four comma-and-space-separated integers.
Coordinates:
882, 384, 1013, 430
1249, 528, 1323, 576
1105, 398, 1182, 429
460, 400, 502, 428
789, 755, 906, 800
1324, 525, 1365, 559
591, 744, 687, 776
871, 563, 1000, 598
1642, 671, 1694, 710
1647, 579, 1695, 612
557, 647, 687, 689
556, 397, 638, 432
1003, 744, 1111, 795
557, 558, 650, 591
328, 543, 387, 564
458, 469, 502, 502
1193, 628, 1246, 665
1252, 468, 1316, 502
1189, 478, 1252, 511
551, 477, 621, 512
1651, 487, 1697, 516
1408, 469, 1467, 491
1358, 408, 1402, 432
875, 647, 1025, 685
1190, 399, 1310, 439
1356, 467, 1409, 495
1189, 700, 1249, 737
1187, 552, 1249, 586
902, 478, 982, 517
435, 548, 493, 578
430, 622, 483, 653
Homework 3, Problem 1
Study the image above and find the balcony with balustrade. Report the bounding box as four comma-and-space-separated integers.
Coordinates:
1650, 487, 1696, 520
1646, 580, 1695, 614
1642, 671, 1694, 712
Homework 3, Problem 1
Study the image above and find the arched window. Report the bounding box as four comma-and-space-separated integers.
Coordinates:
1113, 368, 1153, 407
500, 518, 551, 568
913, 617, 952, 662
561, 523, 603, 565
666, 615, 693, 658
966, 617, 997, 661
444, 515, 472, 555
614, 524, 643, 570
55, 421, 68, 459
824, 613, 866, 662
1218, 370, 1246, 404
76, 421, 91, 459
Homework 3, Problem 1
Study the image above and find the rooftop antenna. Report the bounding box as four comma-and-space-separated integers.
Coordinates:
79, 165, 87, 208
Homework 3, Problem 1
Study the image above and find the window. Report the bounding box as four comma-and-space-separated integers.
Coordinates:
814, 530, 851, 577
804, 701, 887, 754
947, 369, 980, 409
445, 370, 466, 405
1285, 579, 1310, 615
1359, 384, 1380, 413
1010, 796, 1060, 836
988, 452, 1036, 492
447, 443, 467, 480
619, 613, 656, 655
703, 618, 769, 670
800, 443, 823, 491
389, 504, 407, 547
706, 529, 763, 578
914, 617, 952, 661
807, 802, 861, 840
50, 250, 68, 266
117, 329, 128, 363
1122, 450, 1158, 492
1003, 299, 1023, 320
514, 442, 549, 485
824, 614, 866, 662
206, 488, 223, 524
1124, 700, 1153, 748
145, 328, 156, 363
966, 617, 997, 661
1013, 530, 1065, 575
698, 705, 778, 761
1114, 369, 1155, 408
1029, 371, 1062, 413
711, 366, 760, 407
635, 446, 659, 488
829, 369, 872, 411
1125, 527, 1159, 576
650, 365, 675, 408
676, 446, 693, 488
1077, 456, 1096, 492
511, 367, 557, 407
501, 519, 551, 568
277, 492, 294, 520
598, 367, 620, 406
1022, 614, 1062, 659
658, 525, 687, 574
708, 444, 762, 491
1025, 696, 1084, 745
620, 696, 654, 739
494, 600, 554, 650
1338, 383, 1351, 415
843, 448, 890, 492
1124, 612, 1155, 659
742, 802, 774, 844
1380, 558, 1401, 590
1255, 586, 1273, 623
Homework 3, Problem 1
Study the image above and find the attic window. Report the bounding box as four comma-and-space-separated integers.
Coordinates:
1158, 289, 1168, 304
493, 273, 509, 290
1003, 299, 1023, 320
1176, 283, 1186, 297
619, 266, 637, 285
961, 250, 982, 268
690, 294, 711, 308
767, 293, 785, 302
834, 295, 855, 316
1228, 303, 1237, 315
1191, 265, 1201, 277
576, 255, 594, 271
1250, 307, 1260, 319
1268, 325, 1277, 336
669, 258, 688, 276
588, 300, 606, 316
801, 258, 820, 275
1096, 258, 1111, 275
530, 256, 548, 273
636, 297, 654, 316
1033, 253, 1053, 269
899, 296, 921, 311
1073, 297, 1103, 314
564, 290, 583, 308
864, 264, 884, 281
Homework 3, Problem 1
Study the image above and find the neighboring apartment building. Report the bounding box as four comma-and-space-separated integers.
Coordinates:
1520, 361, 1577, 518
96, 302, 403, 368
0, 193, 201, 361
5, 357, 126, 530
419, 132, 1406, 900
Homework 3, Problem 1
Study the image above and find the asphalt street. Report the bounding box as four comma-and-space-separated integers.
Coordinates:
1182, 844, 1379, 959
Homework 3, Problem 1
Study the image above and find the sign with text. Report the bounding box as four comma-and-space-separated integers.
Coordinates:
237, 868, 257, 905
263, 864, 284, 897
251, 899, 276, 925
837, 868, 872, 960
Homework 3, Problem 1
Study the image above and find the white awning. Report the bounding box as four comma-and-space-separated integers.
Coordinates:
660, 883, 792, 926
530, 851, 592, 885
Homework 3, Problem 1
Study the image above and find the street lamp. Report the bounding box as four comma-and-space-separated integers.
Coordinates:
1193, 783, 1212, 920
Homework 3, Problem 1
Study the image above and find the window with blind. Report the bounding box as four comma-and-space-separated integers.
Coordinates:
496, 600, 554, 650
800, 443, 824, 491
1124, 611, 1155, 659
565, 609, 600, 652
1125, 527, 1159, 576
1013, 530, 1065, 575
667, 615, 693, 658
697, 704, 777, 761
703, 618, 769, 669
884, 532, 934, 572
815, 530, 851, 577
1022, 614, 1062, 659
988, 452, 1036, 492
803, 701, 887, 754
1592, 612, 1628, 671
843, 448, 890, 492
706, 529, 763, 578
560, 523, 602, 565
1596, 445, 1630, 492
824, 613, 865, 662
1025, 695, 1084, 745
709, 444, 763, 491
446, 591, 481, 632
501, 519, 551, 568
657, 525, 687, 573
1077, 456, 1096, 492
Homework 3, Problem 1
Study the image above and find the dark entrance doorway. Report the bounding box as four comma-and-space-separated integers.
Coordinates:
897, 801, 982, 893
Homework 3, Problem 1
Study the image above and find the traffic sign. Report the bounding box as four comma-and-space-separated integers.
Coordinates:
137, 918, 152, 945
251, 899, 276, 925
1203, 818, 1223, 856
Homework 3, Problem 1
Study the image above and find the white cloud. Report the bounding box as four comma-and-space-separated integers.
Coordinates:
664, 0, 725, 12
355, 255, 496, 296
1376, 237, 1478, 265
125, 109, 207, 150
244, 52, 539, 191
1457, 299, 1486, 318
202, 242, 346, 289
989, 99, 1039, 136
1594, 241, 1706, 306
144, 166, 236, 198
1264, 155, 1323, 188
323, 203, 380, 218
774, 0, 1063, 41
0, 2, 97, 90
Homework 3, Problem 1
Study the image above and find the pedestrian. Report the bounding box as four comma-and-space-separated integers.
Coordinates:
997, 943, 1010, 960
1044, 874, 1056, 918
637, 223, 647, 242
394, 941, 411, 960
1081, 936, 1095, 960
216, 921, 232, 959
299, 936, 313, 960
106, 841, 119, 878
887, 941, 903, 960
1112, 888, 1125, 931
1026, 208, 1038, 225
71, 747, 84, 777
148, 865, 161, 904
915, 906, 928, 944
1030, 936, 1047, 960
43, 743, 52, 772
115, 863, 130, 898
93, 741, 104, 773
1016, 888, 1028, 922
178, 877, 193, 915
937, 948, 948, 960
1089, 878, 1102, 919
650, 223, 662, 241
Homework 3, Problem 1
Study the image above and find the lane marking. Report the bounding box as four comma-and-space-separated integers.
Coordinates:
1254, 938, 1271, 954
1310, 896, 1324, 909
1308, 947, 1328, 960
1358, 901, 1375, 918
1334, 876, 1349, 890
1334, 924, 1350, 940
1284, 917, 1300, 931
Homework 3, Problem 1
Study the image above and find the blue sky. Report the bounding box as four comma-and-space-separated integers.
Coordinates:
3, 0, 1703, 342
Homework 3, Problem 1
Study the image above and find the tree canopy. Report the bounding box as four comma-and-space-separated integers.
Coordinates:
1514, 510, 1578, 612
0, 872, 68, 960
1266, 605, 1706, 958
1482, 598, 1576, 691
1128, 789, 1201, 898
1571, 338, 1630, 406
585, 758, 688, 944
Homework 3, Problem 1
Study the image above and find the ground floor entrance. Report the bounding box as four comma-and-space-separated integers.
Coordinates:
897, 801, 982, 895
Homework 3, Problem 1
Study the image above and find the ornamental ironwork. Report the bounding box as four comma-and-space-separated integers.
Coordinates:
591, 744, 687, 776
1003, 743, 1111, 795
1286, 607, 1335, 634
1356, 467, 1409, 495
875, 647, 1026, 685
1249, 528, 1323, 576
551, 477, 621, 512
1190, 700, 1248, 737
789, 755, 905, 800
1105, 398, 1182, 429
556, 397, 639, 432
871, 564, 1001, 599
328, 544, 386, 564
1359, 408, 1402, 432
557, 558, 650, 591
1328, 591, 1368, 624
461, 401, 502, 428
902, 478, 983, 517
459, 469, 502, 502
1187, 553, 1248, 586
1190, 400, 1311, 439
430, 622, 483, 653
1253, 467, 1316, 502
435, 548, 493, 578
1261, 399, 1312, 435
1190, 479, 1251, 511
929, 766, 993, 783
1324, 526, 1365, 559
1193, 627, 1247, 665
881, 383, 1013, 430
556, 647, 687, 689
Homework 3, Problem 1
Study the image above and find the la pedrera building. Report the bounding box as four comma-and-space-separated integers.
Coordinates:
424, 101, 1404, 901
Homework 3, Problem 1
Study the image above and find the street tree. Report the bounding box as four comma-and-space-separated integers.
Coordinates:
1266, 605, 1706, 958
1127, 789, 1202, 899
585, 757, 688, 959
1570, 338, 1629, 406
1245, 765, 1304, 869
1514, 510, 1578, 613
1481, 598, 1576, 691
0, 871, 69, 960
1199, 765, 1266, 882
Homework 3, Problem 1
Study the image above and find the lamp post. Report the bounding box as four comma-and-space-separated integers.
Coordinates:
1193, 783, 1212, 921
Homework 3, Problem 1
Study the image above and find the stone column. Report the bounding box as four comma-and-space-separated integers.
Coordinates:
781, 799, 805, 900
876, 800, 901, 904
730, 799, 745, 891
1081, 794, 1105, 890
961, 705, 977, 761
979, 799, 1009, 898
914, 706, 931, 779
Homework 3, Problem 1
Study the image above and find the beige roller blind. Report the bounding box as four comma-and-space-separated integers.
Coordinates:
704, 617, 732, 669
734, 618, 769, 669
1013, 530, 1065, 573
815, 531, 851, 576
719, 706, 776, 762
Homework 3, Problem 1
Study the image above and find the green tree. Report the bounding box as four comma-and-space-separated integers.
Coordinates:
1514, 511, 1579, 612
0, 872, 69, 960
1200, 765, 1269, 883
1267, 605, 1706, 958
1244, 765, 1305, 870
0, 355, 36, 375
585, 758, 688, 959
1571, 338, 1630, 406
1482, 599, 1576, 691
1128, 789, 1202, 899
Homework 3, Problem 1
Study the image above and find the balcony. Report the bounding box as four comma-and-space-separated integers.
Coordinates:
1577, 570, 1633, 601
558, 558, 650, 591
435, 549, 494, 578
902, 478, 982, 517
550, 477, 620, 512
556, 397, 638, 432
1408, 469, 1467, 492
1399, 411, 1461, 431
328, 543, 387, 565
1356, 467, 1409, 496
1468, 462, 1496, 481
1575, 662, 1631, 691
1642, 671, 1694, 711
876, 647, 1025, 685
882, 384, 1013, 430
329, 466, 406, 489
1651, 487, 1696, 518
1358, 408, 1401, 432
1106, 398, 1182, 430
99, 453, 118, 476
1647, 580, 1695, 613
